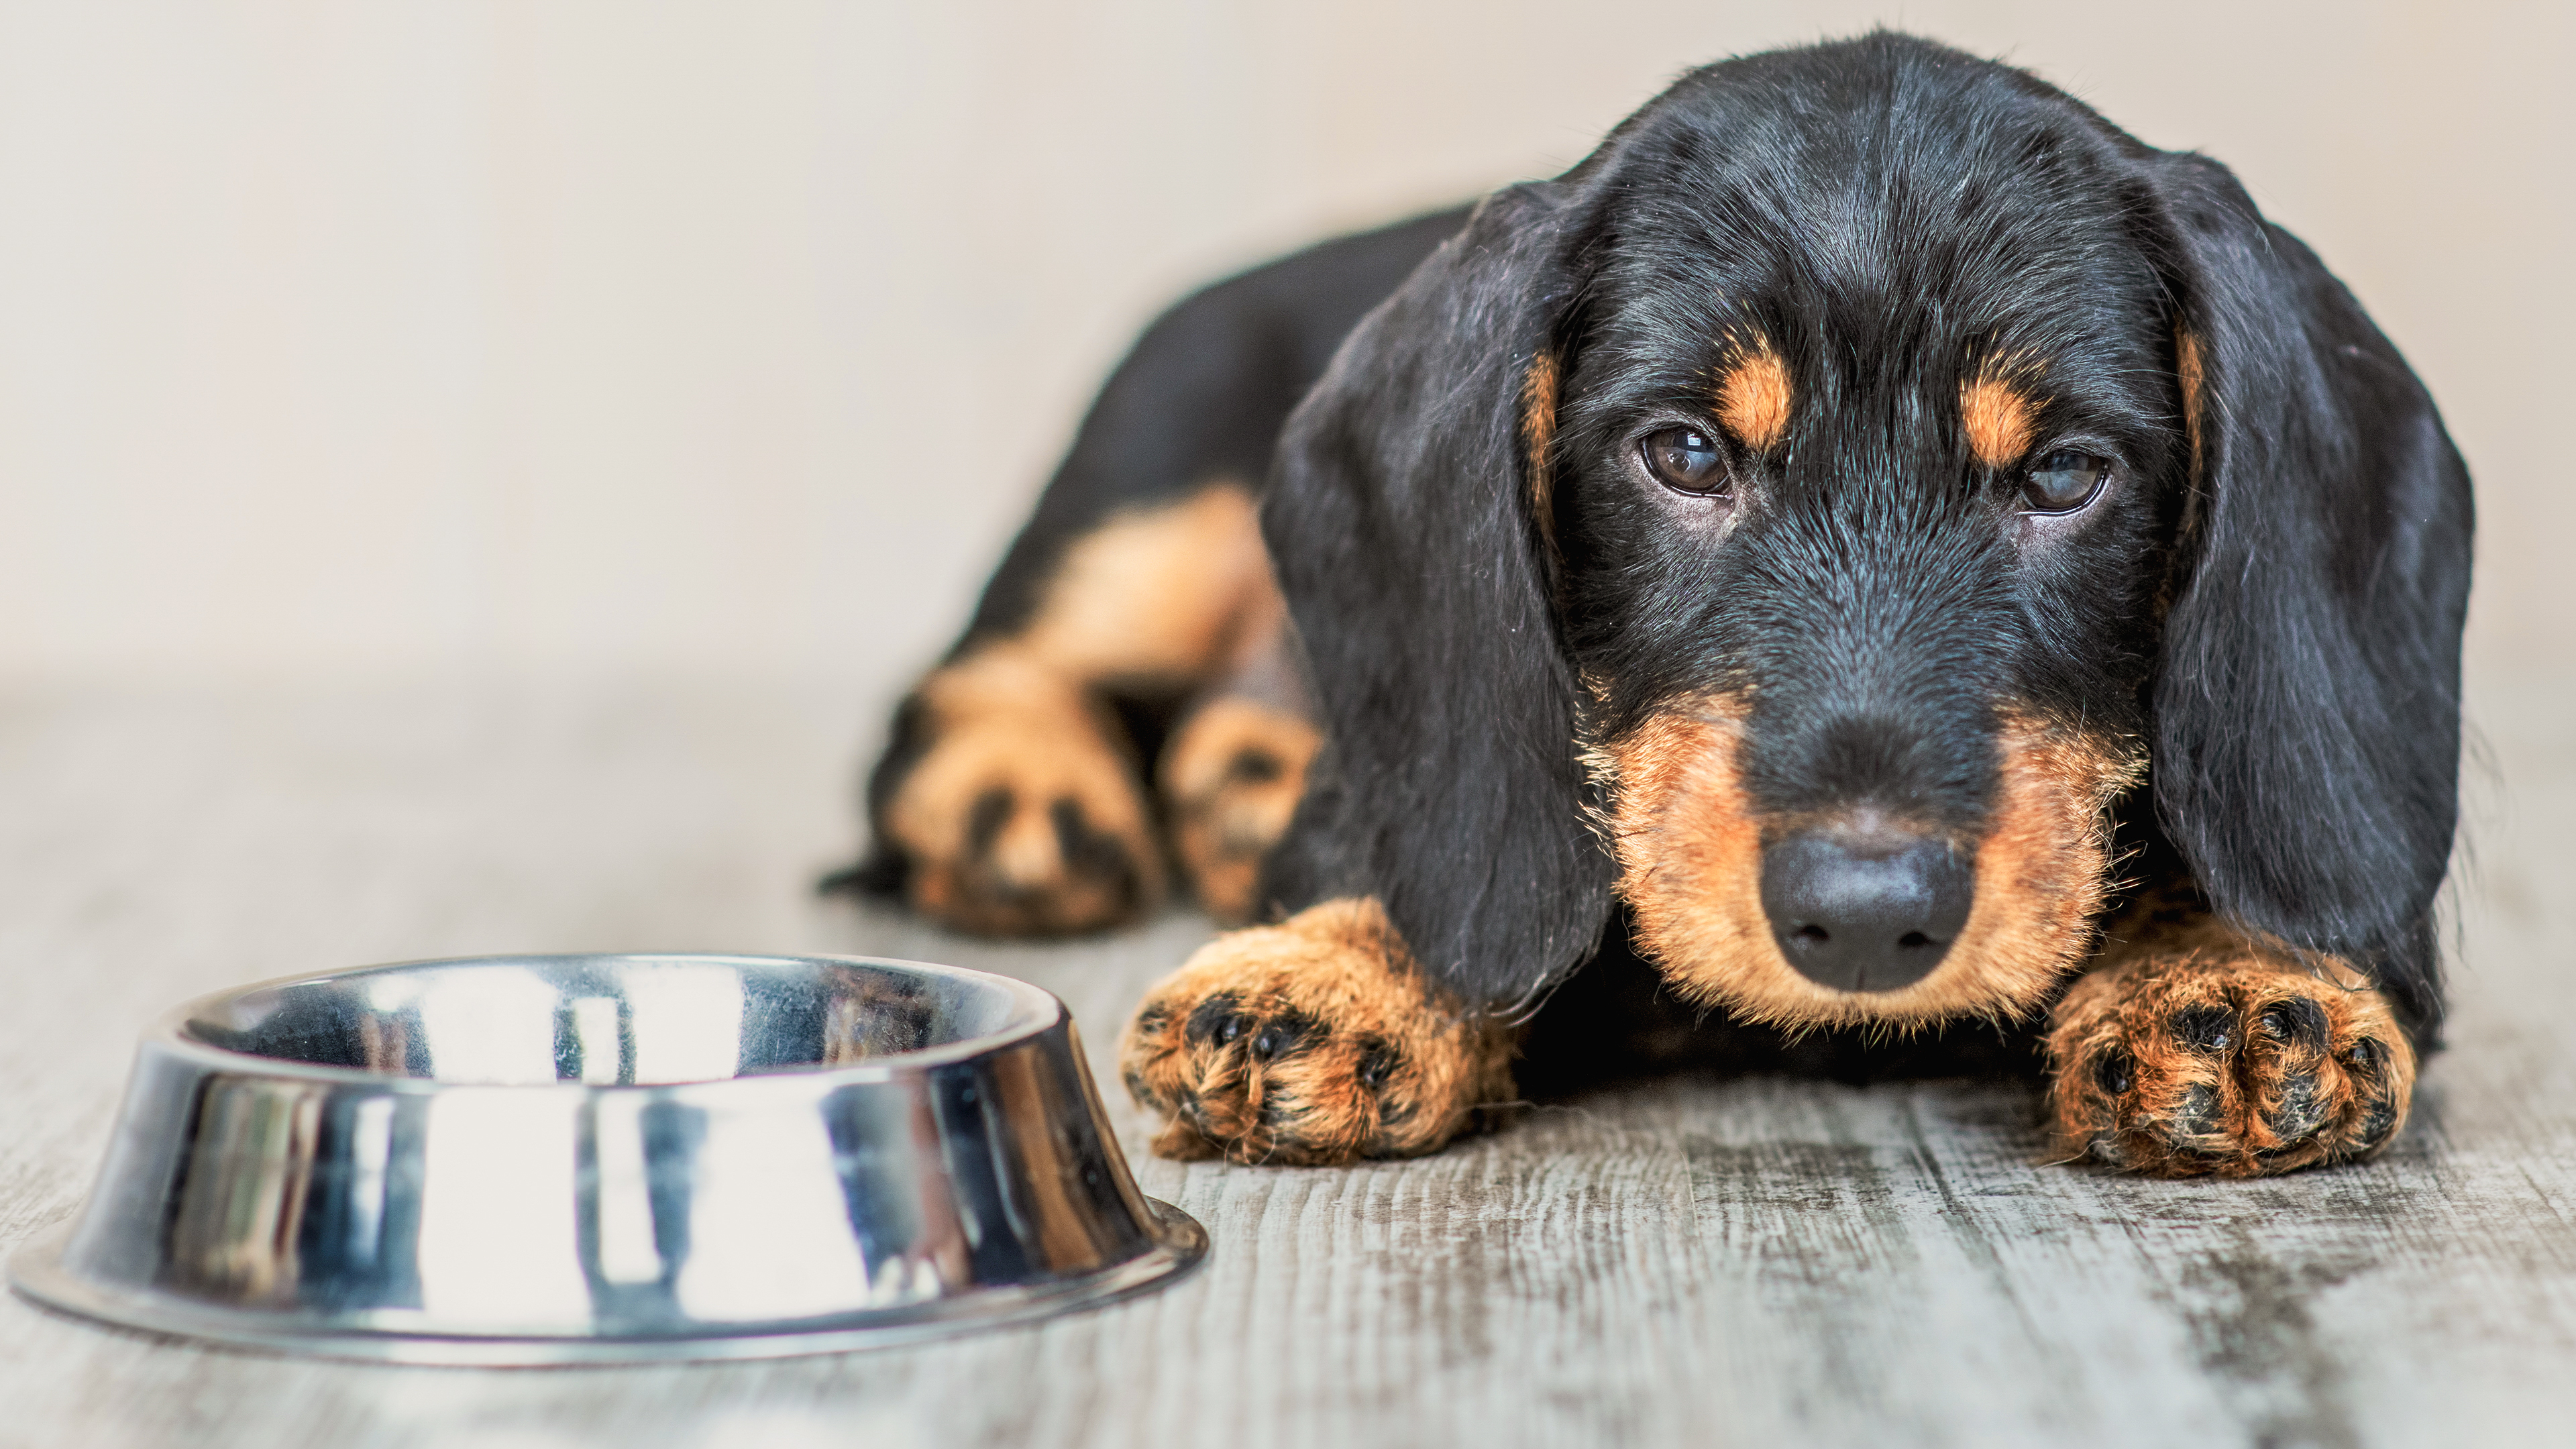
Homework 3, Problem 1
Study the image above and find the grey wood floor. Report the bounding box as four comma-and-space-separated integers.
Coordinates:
2, 669, 2569, 1448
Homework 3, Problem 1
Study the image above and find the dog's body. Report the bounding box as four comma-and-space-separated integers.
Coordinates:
843, 34, 2471, 1179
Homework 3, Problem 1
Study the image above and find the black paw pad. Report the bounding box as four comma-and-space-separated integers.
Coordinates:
2343, 1038, 2402, 1151
2174, 1083, 2222, 1138
1050, 799, 1138, 892
2171, 1004, 2235, 1055
2257, 996, 2328, 1053
1355, 1039, 1400, 1092
967, 786, 1016, 854
1184, 992, 1244, 1047
2094, 1049, 2135, 1095
2354, 1094, 2400, 1150
2266, 1070, 2326, 1140
1245, 1009, 1322, 1064
1224, 749, 1285, 785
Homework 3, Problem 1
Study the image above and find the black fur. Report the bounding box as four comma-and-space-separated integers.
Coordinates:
853, 32, 2470, 1055
1258, 34, 2467, 1044
1260, 184, 1617, 1006
830, 208, 1466, 900
961, 207, 1471, 655
2143, 154, 2470, 1035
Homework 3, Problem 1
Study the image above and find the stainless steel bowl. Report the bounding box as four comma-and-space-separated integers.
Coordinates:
8, 953, 1205, 1364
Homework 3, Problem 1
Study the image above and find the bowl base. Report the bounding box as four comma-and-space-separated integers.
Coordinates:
8, 1199, 1206, 1367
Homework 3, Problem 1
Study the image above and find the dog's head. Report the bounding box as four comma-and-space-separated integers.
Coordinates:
1262, 34, 2471, 1033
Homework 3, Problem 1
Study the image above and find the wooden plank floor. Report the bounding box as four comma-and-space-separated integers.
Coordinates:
2, 670, 2569, 1448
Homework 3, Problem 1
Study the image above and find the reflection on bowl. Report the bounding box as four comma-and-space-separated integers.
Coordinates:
9, 954, 1205, 1364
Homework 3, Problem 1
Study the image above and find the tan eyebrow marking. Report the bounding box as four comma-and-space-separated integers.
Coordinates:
1961, 375, 2037, 468
1715, 341, 1791, 451
2174, 327, 2205, 482
1521, 351, 1560, 554
1521, 351, 1558, 470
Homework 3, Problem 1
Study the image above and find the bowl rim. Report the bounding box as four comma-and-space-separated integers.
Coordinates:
150, 951, 1069, 1091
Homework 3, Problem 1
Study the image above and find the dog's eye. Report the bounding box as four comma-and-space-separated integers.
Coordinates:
1642, 426, 1729, 494
2020, 449, 2109, 513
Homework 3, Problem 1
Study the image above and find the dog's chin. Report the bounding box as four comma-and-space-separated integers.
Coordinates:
1597, 698, 2143, 1032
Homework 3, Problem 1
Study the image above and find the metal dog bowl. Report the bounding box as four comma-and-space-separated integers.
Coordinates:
8, 953, 1205, 1364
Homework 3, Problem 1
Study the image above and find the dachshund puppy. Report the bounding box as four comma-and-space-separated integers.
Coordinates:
839, 33, 2471, 1179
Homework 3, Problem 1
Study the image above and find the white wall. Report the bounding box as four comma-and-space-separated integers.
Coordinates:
0, 1, 2565, 688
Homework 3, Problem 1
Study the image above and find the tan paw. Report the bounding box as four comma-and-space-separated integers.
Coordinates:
881, 651, 1163, 936
1117, 898, 1515, 1165
1158, 697, 1320, 926
2046, 951, 2416, 1177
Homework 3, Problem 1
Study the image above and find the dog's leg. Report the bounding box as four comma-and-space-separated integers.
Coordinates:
876, 484, 1275, 936
1157, 604, 1320, 926
2043, 894, 2416, 1177
850, 209, 1470, 938
1118, 898, 1517, 1164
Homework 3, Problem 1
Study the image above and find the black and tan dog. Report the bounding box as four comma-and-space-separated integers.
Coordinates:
835, 34, 2471, 1179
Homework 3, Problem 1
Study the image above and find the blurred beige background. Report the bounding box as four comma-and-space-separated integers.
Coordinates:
0, 1, 2565, 700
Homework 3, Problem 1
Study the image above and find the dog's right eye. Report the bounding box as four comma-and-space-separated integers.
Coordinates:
1642, 427, 1729, 494
2020, 449, 2110, 513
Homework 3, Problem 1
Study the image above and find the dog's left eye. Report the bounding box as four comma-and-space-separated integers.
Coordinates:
2020, 449, 2110, 513
1642, 427, 1729, 494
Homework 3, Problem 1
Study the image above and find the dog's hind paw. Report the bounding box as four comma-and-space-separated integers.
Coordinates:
2045, 951, 2415, 1177
1159, 697, 1320, 926
1118, 898, 1515, 1165
878, 651, 1163, 936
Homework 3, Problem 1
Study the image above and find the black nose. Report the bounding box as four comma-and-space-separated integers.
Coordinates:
1759, 828, 1976, 992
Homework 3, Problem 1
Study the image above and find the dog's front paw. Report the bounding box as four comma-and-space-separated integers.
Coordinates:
1117, 898, 1515, 1165
2046, 952, 2416, 1177
1159, 698, 1320, 926
880, 653, 1163, 936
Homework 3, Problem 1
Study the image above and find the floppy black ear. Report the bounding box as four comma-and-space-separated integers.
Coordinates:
1258, 185, 1615, 1008
2144, 153, 2474, 1028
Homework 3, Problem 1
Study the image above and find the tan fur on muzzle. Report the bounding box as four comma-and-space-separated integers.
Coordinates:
1597, 696, 2143, 1030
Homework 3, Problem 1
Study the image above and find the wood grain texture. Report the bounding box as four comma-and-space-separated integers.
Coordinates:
1, 672, 2570, 1449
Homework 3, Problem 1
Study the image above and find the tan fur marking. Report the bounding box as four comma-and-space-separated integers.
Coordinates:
1161, 696, 1322, 926
2046, 949, 2415, 1177
1603, 698, 2142, 1030
1961, 376, 2035, 468
884, 649, 1165, 935
1715, 343, 1792, 450
1019, 483, 1275, 684
883, 482, 1283, 936
1118, 898, 1516, 1165
1522, 353, 1560, 552
2174, 327, 2206, 483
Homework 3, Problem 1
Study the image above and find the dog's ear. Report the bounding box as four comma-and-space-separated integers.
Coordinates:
2143, 153, 2474, 1022
1258, 184, 1614, 1006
